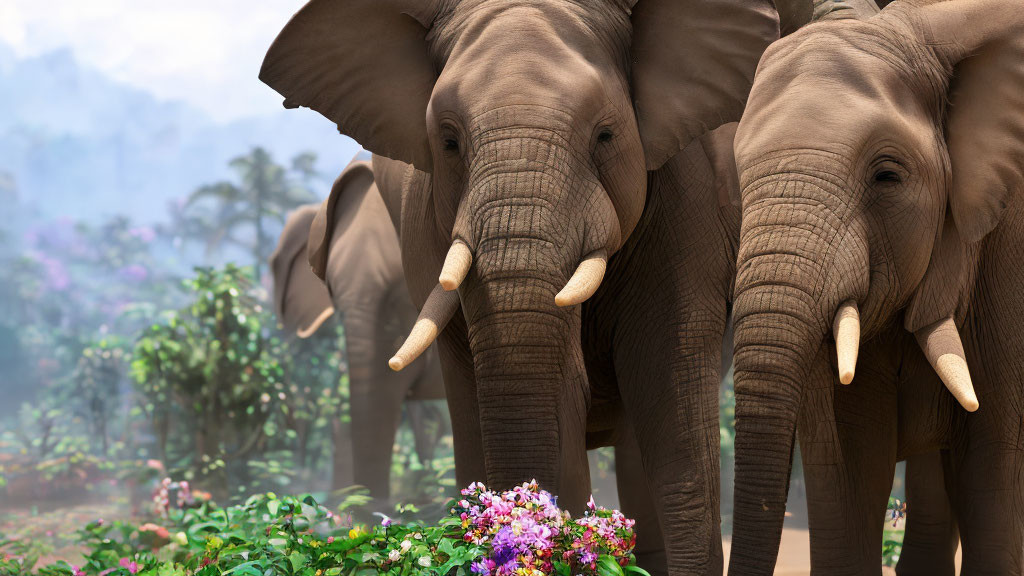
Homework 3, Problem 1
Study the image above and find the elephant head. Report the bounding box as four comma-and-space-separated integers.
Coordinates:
270, 204, 336, 339
260, 0, 777, 502
728, 0, 1024, 570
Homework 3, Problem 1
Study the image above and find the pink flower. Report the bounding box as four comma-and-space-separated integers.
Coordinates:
119, 557, 139, 574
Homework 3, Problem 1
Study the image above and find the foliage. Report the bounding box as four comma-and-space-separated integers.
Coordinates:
0, 484, 649, 576
882, 497, 907, 567
130, 266, 286, 497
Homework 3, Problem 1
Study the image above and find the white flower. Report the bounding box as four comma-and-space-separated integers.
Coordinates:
418, 556, 431, 567
400, 539, 412, 553
388, 549, 401, 562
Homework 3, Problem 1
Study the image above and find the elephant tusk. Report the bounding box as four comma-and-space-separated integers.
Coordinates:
833, 300, 860, 385
389, 284, 461, 371
555, 249, 608, 307
914, 316, 979, 412
439, 241, 473, 291
296, 306, 336, 339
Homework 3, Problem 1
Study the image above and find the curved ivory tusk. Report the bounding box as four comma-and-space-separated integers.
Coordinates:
439, 241, 472, 291
555, 250, 608, 307
296, 306, 336, 339
833, 300, 860, 385
914, 316, 979, 412
389, 284, 461, 371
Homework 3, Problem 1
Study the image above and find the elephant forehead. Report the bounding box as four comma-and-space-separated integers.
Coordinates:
737, 24, 940, 168
429, 1, 630, 123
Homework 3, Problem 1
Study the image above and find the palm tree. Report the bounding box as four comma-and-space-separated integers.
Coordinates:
179, 148, 318, 280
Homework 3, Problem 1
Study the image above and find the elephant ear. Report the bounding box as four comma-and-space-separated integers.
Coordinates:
629, 0, 779, 170
270, 205, 336, 338
259, 0, 441, 170
308, 159, 375, 282
920, 0, 1024, 242
371, 154, 413, 239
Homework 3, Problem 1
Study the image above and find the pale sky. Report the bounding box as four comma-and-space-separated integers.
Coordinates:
0, 0, 309, 122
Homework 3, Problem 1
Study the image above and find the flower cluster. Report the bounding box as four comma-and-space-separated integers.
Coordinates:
151, 477, 211, 516
560, 497, 637, 571
152, 477, 191, 516
451, 481, 638, 576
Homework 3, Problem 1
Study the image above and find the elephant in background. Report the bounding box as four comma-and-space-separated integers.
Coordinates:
726, 0, 1024, 573
270, 157, 449, 504
260, 1, 778, 572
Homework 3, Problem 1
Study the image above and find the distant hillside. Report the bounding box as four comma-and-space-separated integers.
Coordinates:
0, 42, 359, 224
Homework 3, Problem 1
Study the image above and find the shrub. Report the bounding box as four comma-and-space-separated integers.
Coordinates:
0, 482, 651, 576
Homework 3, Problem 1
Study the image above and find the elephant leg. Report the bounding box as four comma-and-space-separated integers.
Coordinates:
344, 304, 412, 504
614, 303, 726, 576
799, 338, 899, 575
436, 314, 487, 488
896, 450, 959, 576
614, 421, 668, 576
406, 400, 446, 465
946, 377, 1022, 574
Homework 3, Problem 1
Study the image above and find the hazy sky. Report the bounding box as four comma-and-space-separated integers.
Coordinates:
0, 0, 307, 122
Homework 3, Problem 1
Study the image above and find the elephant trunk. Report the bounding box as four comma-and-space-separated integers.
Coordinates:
728, 178, 864, 574
455, 139, 615, 513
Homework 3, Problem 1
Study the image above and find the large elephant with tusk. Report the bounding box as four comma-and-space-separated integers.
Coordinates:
269, 157, 449, 504
260, 0, 778, 572
726, 0, 1024, 573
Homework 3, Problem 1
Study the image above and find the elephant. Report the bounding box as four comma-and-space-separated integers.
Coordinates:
260, 1, 779, 572
725, 0, 1024, 573
269, 156, 449, 505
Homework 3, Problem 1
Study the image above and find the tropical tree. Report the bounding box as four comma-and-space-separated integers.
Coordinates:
177, 148, 318, 280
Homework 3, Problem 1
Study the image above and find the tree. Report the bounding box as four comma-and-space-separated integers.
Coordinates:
178, 148, 318, 280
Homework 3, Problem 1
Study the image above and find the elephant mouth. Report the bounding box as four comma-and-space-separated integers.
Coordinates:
387, 240, 610, 373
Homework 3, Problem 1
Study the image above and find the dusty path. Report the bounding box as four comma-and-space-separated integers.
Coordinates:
723, 528, 960, 575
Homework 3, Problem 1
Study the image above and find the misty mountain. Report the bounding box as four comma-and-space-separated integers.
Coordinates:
0, 42, 360, 225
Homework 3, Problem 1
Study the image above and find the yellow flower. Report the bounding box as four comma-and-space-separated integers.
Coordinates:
349, 527, 362, 539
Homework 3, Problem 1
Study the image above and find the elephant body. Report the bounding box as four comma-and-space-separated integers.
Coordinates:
261, 1, 780, 573
270, 158, 447, 503
371, 125, 743, 573
728, 0, 1024, 574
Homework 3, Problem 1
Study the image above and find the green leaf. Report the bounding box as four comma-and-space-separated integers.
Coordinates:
623, 565, 653, 576
596, 555, 625, 576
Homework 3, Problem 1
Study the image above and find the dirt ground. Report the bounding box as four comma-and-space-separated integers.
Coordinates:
723, 528, 962, 576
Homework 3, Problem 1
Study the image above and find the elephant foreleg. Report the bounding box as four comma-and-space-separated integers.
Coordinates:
896, 450, 959, 576
614, 304, 726, 576
344, 304, 410, 504
436, 314, 487, 488
799, 339, 899, 575
614, 421, 668, 576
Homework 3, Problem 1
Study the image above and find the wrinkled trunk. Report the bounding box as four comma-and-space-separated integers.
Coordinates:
459, 146, 596, 513
728, 181, 842, 575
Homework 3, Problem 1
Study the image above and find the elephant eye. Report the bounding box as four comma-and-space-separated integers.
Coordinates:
443, 138, 460, 153
597, 128, 614, 143
874, 170, 902, 184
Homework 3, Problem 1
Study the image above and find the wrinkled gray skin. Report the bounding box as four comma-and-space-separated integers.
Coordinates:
270, 159, 448, 503
729, 0, 1024, 574
261, 1, 779, 574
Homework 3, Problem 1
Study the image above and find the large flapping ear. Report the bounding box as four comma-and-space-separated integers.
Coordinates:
259, 0, 441, 170
371, 154, 413, 239
308, 159, 375, 281
775, 0, 880, 36
270, 205, 336, 338
630, 0, 779, 171
919, 0, 1024, 242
